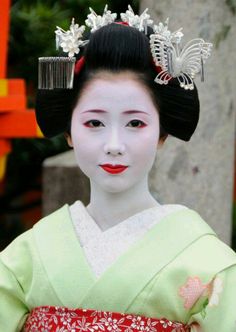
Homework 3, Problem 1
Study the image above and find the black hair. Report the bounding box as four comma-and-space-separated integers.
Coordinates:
36, 23, 199, 141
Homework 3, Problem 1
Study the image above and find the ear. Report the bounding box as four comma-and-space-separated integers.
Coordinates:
64, 133, 73, 148
157, 134, 168, 148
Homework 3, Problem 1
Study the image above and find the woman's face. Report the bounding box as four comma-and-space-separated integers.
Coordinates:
69, 72, 161, 193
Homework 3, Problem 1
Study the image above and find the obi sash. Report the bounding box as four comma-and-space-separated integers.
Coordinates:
23, 306, 191, 332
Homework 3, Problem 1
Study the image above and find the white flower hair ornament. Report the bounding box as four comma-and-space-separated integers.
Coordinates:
120, 5, 153, 33
55, 18, 88, 58
85, 5, 117, 33
54, 5, 117, 58
38, 5, 213, 90
150, 18, 213, 90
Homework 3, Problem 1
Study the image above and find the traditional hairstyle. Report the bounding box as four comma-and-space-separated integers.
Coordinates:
36, 23, 200, 141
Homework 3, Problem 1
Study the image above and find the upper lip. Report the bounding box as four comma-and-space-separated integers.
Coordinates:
100, 164, 128, 167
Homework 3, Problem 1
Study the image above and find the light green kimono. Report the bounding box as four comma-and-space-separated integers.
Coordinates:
0, 204, 236, 331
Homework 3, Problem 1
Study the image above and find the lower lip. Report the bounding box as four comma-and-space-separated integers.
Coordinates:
100, 166, 128, 174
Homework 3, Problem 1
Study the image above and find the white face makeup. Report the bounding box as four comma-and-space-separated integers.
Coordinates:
69, 72, 160, 194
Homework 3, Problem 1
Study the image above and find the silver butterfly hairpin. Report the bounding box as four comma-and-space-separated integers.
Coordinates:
150, 19, 213, 90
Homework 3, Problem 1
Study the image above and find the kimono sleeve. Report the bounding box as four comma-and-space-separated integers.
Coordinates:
189, 264, 236, 331
0, 231, 33, 332
0, 258, 29, 331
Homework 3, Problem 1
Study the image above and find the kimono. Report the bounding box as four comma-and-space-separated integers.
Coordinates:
0, 201, 236, 332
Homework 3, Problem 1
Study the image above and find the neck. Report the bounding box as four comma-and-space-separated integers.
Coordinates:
86, 175, 160, 231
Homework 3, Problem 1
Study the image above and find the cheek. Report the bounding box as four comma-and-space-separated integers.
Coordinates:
70, 124, 102, 178
71, 139, 96, 178
136, 140, 157, 168
132, 127, 159, 171
71, 114, 91, 150
136, 125, 159, 152
72, 136, 96, 165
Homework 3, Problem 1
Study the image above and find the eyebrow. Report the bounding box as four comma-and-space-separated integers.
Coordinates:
81, 109, 150, 116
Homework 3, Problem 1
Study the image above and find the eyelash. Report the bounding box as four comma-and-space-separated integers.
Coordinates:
83, 119, 147, 128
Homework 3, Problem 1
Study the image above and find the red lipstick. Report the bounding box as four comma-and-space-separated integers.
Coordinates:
100, 164, 128, 174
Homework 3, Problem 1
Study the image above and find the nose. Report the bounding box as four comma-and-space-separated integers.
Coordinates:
104, 128, 126, 155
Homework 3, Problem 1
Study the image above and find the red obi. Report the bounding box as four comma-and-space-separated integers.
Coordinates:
23, 306, 191, 332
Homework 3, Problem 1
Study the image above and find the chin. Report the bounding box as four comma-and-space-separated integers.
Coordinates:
100, 185, 129, 194
97, 178, 140, 195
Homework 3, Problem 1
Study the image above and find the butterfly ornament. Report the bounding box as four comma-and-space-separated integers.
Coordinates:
150, 19, 213, 90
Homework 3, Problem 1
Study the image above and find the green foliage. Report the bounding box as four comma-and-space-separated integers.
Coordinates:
9, 2, 77, 86
226, 0, 236, 14
213, 25, 231, 49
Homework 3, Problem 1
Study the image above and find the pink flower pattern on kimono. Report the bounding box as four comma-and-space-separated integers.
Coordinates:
179, 276, 223, 314
179, 277, 208, 309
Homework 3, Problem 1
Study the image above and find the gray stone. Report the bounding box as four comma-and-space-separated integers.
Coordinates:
42, 150, 90, 216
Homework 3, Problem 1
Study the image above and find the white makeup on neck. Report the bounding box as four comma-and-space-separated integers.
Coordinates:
69, 71, 163, 230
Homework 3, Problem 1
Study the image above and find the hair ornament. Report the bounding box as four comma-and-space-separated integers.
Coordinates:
120, 5, 153, 34
38, 19, 88, 90
38, 56, 76, 89
153, 18, 184, 43
38, 5, 212, 91
150, 18, 213, 90
55, 18, 88, 57
85, 5, 117, 32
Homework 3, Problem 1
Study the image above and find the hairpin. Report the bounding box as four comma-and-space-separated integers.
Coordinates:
38, 19, 87, 89
55, 18, 88, 58
38, 5, 212, 90
120, 5, 153, 34
150, 18, 213, 90
85, 5, 117, 32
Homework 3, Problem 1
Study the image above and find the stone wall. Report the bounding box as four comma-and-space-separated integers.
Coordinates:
42, 150, 90, 216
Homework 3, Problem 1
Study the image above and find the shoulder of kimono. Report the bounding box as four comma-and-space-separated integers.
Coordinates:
0, 204, 70, 291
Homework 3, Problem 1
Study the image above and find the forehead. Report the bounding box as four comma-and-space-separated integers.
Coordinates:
74, 72, 158, 113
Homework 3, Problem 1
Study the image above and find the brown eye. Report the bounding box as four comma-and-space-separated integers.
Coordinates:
84, 120, 104, 127
127, 120, 146, 128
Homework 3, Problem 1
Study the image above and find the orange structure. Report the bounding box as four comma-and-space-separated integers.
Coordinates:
0, 0, 43, 180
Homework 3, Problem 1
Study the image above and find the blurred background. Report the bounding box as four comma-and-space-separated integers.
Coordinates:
0, 0, 235, 251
